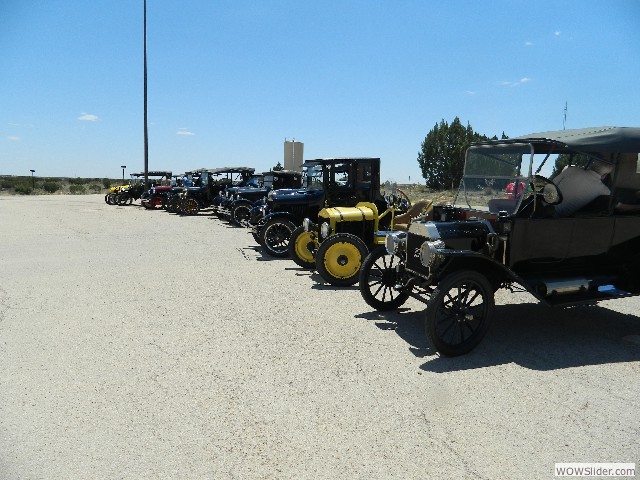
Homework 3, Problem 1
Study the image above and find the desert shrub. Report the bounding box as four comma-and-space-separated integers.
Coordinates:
1, 178, 15, 189
102, 178, 112, 189
89, 184, 102, 193
69, 185, 86, 194
14, 183, 33, 195
43, 181, 61, 193
68, 177, 90, 185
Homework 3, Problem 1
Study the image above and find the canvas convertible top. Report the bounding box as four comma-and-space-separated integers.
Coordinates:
473, 126, 640, 153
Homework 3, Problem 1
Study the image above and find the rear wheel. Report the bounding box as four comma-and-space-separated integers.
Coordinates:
260, 218, 296, 257
315, 233, 368, 286
359, 246, 410, 310
425, 270, 494, 356
289, 226, 317, 269
145, 194, 164, 210
117, 193, 131, 206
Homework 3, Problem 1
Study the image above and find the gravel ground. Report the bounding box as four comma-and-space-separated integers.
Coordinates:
1, 195, 639, 479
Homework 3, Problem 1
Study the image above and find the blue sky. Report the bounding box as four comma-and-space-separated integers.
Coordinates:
1, 0, 639, 183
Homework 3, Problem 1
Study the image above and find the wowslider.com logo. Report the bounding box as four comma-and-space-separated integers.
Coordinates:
555, 463, 636, 477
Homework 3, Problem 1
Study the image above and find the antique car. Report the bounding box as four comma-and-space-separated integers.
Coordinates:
217, 170, 303, 226
252, 158, 384, 257
162, 171, 201, 213
211, 173, 263, 219
178, 167, 255, 215
359, 126, 640, 356
137, 171, 174, 209
107, 171, 172, 206
289, 188, 425, 286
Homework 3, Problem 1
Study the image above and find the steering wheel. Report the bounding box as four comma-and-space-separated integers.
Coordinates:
532, 175, 562, 205
385, 188, 412, 211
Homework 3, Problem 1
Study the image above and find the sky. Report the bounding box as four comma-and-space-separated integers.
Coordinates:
1, 0, 639, 183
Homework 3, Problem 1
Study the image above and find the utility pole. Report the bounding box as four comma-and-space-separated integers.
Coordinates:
143, 0, 149, 188
563, 102, 568, 130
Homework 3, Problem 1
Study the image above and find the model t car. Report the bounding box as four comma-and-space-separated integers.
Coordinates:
252, 158, 385, 257
359, 126, 640, 356
288, 187, 422, 286
178, 167, 256, 215
107, 171, 172, 206
215, 170, 302, 226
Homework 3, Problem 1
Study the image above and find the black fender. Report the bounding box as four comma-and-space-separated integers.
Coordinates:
230, 198, 253, 209
433, 250, 548, 303
258, 211, 301, 229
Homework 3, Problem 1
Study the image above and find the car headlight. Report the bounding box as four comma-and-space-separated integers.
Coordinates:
303, 218, 311, 232
320, 222, 331, 239
385, 233, 406, 255
385, 234, 398, 254
419, 240, 445, 268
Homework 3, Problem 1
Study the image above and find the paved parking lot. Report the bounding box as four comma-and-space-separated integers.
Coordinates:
1, 195, 639, 479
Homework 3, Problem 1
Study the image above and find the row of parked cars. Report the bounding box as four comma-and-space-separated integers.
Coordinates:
113, 126, 640, 356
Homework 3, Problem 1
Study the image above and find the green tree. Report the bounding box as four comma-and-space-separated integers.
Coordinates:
272, 161, 284, 171
417, 118, 495, 190
551, 153, 590, 177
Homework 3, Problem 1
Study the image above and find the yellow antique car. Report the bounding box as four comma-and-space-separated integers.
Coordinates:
290, 191, 432, 286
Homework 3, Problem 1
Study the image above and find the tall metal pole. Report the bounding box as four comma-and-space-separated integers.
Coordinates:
143, 0, 149, 188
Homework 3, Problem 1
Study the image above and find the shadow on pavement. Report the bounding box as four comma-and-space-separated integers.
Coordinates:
357, 302, 640, 372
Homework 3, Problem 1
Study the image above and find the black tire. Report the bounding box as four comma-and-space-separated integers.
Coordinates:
359, 246, 410, 310
164, 196, 177, 212
104, 194, 110, 204
117, 193, 131, 206
425, 270, 494, 356
289, 226, 317, 269
182, 198, 200, 215
260, 218, 297, 257
230, 201, 252, 226
106, 193, 117, 205
315, 233, 368, 286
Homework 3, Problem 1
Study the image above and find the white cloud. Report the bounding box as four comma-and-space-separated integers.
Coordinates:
7, 136, 21, 141
525, 41, 533, 46
554, 31, 561, 36
500, 77, 531, 87
78, 113, 98, 122
177, 128, 195, 136
465, 90, 476, 95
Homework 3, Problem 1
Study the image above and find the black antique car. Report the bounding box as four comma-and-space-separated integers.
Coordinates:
252, 158, 384, 257
178, 167, 256, 215
216, 170, 303, 225
359, 126, 640, 356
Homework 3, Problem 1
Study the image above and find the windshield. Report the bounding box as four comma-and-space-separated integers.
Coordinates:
454, 143, 537, 214
263, 174, 275, 188
245, 176, 262, 188
304, 164, 324, 190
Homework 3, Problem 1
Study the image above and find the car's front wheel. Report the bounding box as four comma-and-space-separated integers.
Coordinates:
260, 218, 297, 257
230, 202, 252, 226
181, 198, 200, 215
315, 233, 368, 286
289, 225, 316, 269
359, 246, 410, 310
425, 270, 494, 356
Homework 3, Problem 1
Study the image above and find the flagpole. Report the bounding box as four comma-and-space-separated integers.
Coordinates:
143, 0, 149, 188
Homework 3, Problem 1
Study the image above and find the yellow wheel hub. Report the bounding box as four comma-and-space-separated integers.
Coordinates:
294, 231, 316, 264
323, 242, 362, 279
